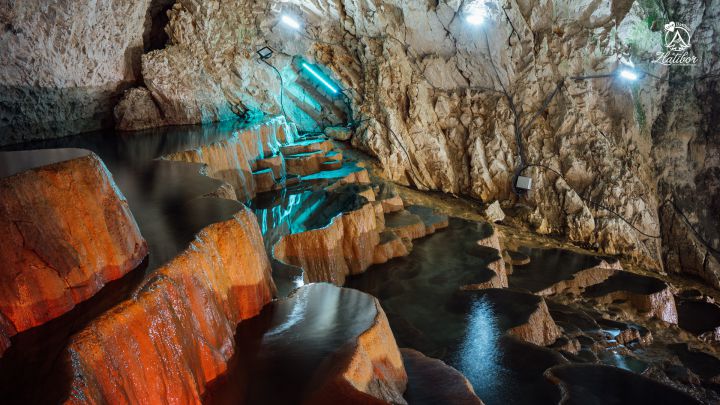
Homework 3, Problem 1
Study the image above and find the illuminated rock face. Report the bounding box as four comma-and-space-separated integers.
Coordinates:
301, 286, 408, 404
162, 116, 294, 201
65, 206, 275, 404
0, 152, 147, 355
273, 201, 380, 285
105, 0, 720, 287
0, 0, 153, 145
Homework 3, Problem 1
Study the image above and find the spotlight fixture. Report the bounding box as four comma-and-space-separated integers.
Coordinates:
618, 69, 639, 81
466, 12, 485, 25
465, 2, 487, 25
515, 175, 533, 192
301, 62, 339, 95
257, 46, 274, 60
281, 14, 301, 30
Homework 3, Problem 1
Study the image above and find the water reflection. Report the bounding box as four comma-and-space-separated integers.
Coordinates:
348, 217, 562, 404
250, 183, 368, 296
456, 298, 506, 402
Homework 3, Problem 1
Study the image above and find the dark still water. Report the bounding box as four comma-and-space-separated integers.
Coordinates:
346, 217, 564, 405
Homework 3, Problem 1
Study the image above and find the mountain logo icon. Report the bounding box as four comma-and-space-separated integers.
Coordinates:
664, 21, 692, 52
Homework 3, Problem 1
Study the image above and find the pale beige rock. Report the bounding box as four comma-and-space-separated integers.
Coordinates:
0, 0, 153, 144
485, 201, 506, 223
115, 87, 165, 131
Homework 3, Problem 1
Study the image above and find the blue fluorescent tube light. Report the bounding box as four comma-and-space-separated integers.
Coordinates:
301, 62, 339, 94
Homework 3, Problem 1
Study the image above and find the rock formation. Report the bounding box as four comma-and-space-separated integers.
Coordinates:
272, 181, 448, 285
96, 0, 717, 286
161, 115, 295, 201
546, 363, 702, 404
509, 247, 621, 296
400, 348, 483, 405
203, 283, 409, 404
66, 206, 275, 404
0, 151, 147, 355
0, 0, 154, 144
584, 271, 678, 324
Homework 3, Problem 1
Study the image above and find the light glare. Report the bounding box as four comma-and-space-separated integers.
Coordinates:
466, 13, 485, 25
281, 15, 300, 30
619, 69, 639, 81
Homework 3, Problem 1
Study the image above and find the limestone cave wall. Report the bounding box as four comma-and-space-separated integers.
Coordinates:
1, 0, 718, 284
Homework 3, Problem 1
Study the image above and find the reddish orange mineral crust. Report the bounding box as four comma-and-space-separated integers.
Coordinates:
65, 207, 276, 404
0, 153, 148, 356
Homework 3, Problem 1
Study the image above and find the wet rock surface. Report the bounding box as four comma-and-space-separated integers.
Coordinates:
66, 206, 276, 404
2, 117, 720, 404
400, 348, 483, 405
203, 283, 407, 405
0, 151, 147, 354
508, 247, 619, 295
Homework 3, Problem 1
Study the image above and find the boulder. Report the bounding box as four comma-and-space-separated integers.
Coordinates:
584, 271, 678, 324
401, 348, 483, 404
324, 126, 353, 141
484, 201, 506, 223
0, 152, 148, 355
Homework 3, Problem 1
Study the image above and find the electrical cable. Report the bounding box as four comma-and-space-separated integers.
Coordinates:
519, 162, 720, 256
260, 58, 290, 122
275, 14, 719, 250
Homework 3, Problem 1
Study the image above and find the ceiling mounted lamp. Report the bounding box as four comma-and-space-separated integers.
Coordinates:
280, 14, 301, 30
465, 1, 488, 25
257, 46, 274, 60
618, 69, 640, 81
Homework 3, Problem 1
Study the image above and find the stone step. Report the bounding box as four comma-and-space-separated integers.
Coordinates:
255, 154, 284, 178
373, 230, 411, 264
324, 150, 343, 162
384, 210, 427, 240
252, 168, 276, 193
321, 159, 343, 171
279, 138, 333, 156
284, 150, 325, 176
406, 205, 449, 234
